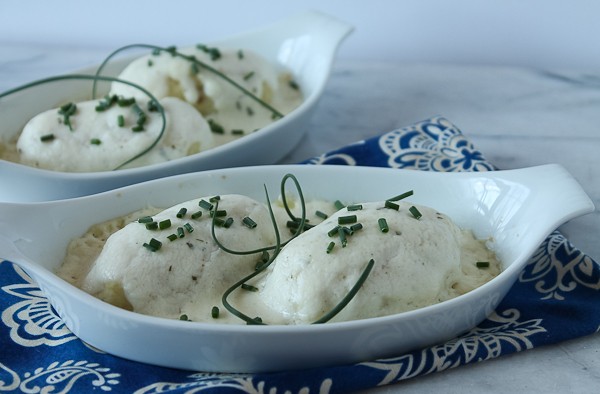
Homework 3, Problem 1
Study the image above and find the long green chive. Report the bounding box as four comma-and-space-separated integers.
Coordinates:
409, 206, 422, 220
176, 208, 187, 218
388, 190, 414, 202
159, 219, 171, 230
326, 241, 335, 254
211, 306, 220, 319
242, 216, 257, 229
40, 133, 55, 142
315, 210, 328, 220
385, 200, 399, 210
145, 221, 158, 230
378, 218, 389, 233
338, 215, 357, 225
476, 261, 490, 268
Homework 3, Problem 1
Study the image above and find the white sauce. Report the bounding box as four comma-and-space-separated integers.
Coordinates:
57, 194, 501, 325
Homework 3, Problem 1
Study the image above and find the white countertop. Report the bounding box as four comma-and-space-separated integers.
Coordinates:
1, 42, 599, 393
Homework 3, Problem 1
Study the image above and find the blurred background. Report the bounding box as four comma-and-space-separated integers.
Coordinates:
1, 0, 599, 69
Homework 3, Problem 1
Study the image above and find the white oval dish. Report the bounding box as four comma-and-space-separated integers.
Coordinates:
0, 11, 353, 202
0, 164, 594, 372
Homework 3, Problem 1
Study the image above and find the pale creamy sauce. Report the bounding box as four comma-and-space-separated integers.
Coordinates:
57, 194, 501, 325
1, 46, 302, 171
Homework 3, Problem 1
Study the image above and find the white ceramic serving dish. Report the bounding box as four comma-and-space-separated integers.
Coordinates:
0, 11, 352, 203
0, 164, 594, 372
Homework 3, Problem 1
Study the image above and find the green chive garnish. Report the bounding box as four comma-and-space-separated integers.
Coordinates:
338, 230, 347, 247
117, 114, 125, 127
143, 238, 162, 252
327, 225, 340, 237
208, 119, 224, 134
177, 227, 185, 238
243, 71, 255, 81
176, 208, 187, 218
326, 241, 335, 254
159, 219, 171, 230
90, 138, 101, 145
191, 210, 203, 219
409, 206, 422, 220
224, 217, 234, 228
231, 129, 245, 135
378, 218, 389, 233
138, 216, 153, 223
350, 223, 363, 232
40, 133, 55, 142
347, 204, 363, 211
241, 283, 258, 292
184, 223, 194, 233
211, 306, 220, 319
198, 199, 213, 210
179, 314, 189, 321
315, 210, 328, 220
476, 261, 490, 268
338, 215, 357, 225
167, 234, 178, 241
385, 200, 399, 210
210, 209, 227, 218
334, 200, 345, 210
209, 195, 221, 202
145, 221, 158, 230
388, 190, 414, 202
242, 217, 257, 229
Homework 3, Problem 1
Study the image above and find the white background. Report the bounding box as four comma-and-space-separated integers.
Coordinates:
1, 0, 600, 69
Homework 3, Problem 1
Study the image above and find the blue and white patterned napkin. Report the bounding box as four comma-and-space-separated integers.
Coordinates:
1, 116, 598, 393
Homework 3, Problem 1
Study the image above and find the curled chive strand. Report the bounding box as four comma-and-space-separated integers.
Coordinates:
311, 259, 375, 324
92, 43, 284, 119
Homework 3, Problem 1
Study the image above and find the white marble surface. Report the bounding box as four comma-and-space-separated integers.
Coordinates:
0, 43, 599, 393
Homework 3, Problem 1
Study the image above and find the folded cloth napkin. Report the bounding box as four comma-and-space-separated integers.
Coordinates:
1, 116, 598, 393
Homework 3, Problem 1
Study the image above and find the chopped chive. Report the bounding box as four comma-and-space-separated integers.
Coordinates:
223, 217, 234, 228
211, 306, 220, 319
117, 97, 135, 107
347, 204, 363, 211
176, 207, 187, 218
326, 241, 335, 254
476, 261, 490, 268
409, 206, 422, 220
246, 106, 254, 116
289, 80, 300, 90
210, 209, 227, 218
350, 223, 362, 232
388, 190, 414, 201
143, 238, 162, 252
231, 129, 245, 135
145, 221, 158, 230
378, 218, 389, 233
147, 59, 153, 67
243, 71, 255, 80
209, 195, 221, 202
208, 119, 224, 134
315, 210, 328, 220
338, 215, 357, 225
179, 314, 189, 321
167, 234, 178, 241
138, 216, 153, 223
177, 227, 185, 238
242, 216, 257, 229
40, 133, 55, 142
191, 210, 203, 219
334, 200, 345, 210
90, 138, 101, 145
237, 49, 244, 59
327, 225, 340, 237
338, 229, 347, 247
117, 114, 125, 127
58, 102, 77, 131
213, 217, 225, 227
159, 219, 171, 230
241, 283, 258, 292
198, 199, 213, 210
385, 200, 399, 210
184, 223, 194, 233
